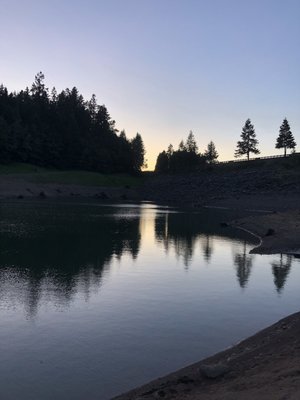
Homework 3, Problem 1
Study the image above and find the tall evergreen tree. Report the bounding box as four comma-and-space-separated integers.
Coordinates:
131, 133, 146, 172
167, 143, 174, 158
178, 140, 186, 151
235, 119, 260, 161
204, 141, 219, 163
185, 130, 198, 153
155, 150, 169, 173
275, 118, 296, 157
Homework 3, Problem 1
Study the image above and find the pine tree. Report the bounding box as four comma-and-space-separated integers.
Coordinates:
275, 118, 296, 157
235, 119, 260, 161
204, 141, 219, 164
178, 140, 186, 151
131, 133, 146, 172
155, 150, 169, 173
185, 130, 198, 153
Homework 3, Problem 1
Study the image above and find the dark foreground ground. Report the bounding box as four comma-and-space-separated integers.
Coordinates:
112, 312, 300, 400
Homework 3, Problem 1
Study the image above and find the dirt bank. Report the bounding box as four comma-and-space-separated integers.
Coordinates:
112, 312, 300, 400
141, 165, 300, 212
231, 209, 300, 255
0, 174, 140, 201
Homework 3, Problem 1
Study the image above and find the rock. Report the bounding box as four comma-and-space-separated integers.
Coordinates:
265, 228, 275, 236
176, 376, 194, 384
94, 192, 109, 199
38, 191, 46, 198
17, 194, 24, 199
199, 363, 230, 379
220, 222, 229, 228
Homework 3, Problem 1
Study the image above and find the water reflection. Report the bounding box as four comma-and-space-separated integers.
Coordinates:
201, 234, 213, 263
154, 209, 296, 291
0, 202, 141, 317
155, 212, 197, 267
233, 241, 254, 288
271, 254, 293, 293
0, 201, 297, 319
0, 201, 299, 400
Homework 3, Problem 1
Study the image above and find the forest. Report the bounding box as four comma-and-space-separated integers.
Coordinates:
0, 72, 145, 173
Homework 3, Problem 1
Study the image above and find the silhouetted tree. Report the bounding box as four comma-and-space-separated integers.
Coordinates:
167, 144, 174, 158
204, 141, 219, 164
178, 140, 186, 151
275, 118, 296, 157
155, 150, 169, 172
131, 132, 146, 172
235, 119, 260, 161
185, 130, 198, 153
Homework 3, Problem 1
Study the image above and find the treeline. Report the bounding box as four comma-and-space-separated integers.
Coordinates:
0, 72, 145, 173
155, 118, 297, 173
155, 131, 218, 173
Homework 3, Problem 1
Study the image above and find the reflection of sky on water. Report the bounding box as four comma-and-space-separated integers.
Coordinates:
0, 201, 299, 400
0, 201, 299, 316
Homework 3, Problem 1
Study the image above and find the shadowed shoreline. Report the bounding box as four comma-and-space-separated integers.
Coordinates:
112, 312, 300, 400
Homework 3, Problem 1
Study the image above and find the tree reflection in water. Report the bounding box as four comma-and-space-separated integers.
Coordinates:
233, 241, 254, 289
271, 254, 293, 293
0, 202, 141, 318
0, 202, 297, 318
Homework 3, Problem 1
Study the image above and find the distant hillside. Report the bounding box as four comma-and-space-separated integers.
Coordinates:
141, 155, 300, 209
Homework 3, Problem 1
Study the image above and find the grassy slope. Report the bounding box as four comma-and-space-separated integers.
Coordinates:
0, 163, 143, 187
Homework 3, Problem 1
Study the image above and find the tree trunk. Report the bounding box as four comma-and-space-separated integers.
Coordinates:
284, 147, 287, 157
247, 152, 249, 161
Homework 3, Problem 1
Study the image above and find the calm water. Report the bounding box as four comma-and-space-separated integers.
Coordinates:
0, 200, 299, 400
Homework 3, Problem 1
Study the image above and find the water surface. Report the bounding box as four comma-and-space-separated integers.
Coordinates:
0, 201, 299, 399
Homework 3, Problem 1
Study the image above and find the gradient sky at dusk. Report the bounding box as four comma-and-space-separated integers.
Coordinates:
1, 0, 299, 169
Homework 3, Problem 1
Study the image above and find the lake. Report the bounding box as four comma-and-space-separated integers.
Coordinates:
0, 200, 299, 400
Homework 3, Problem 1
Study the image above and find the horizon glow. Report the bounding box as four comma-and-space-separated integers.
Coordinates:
0, 0, 299, 170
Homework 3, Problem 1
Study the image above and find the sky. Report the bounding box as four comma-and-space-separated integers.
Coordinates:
0, 0, 299, 170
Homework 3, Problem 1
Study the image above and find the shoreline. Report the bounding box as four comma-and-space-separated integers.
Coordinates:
231, 209, 300, 255
1, 175, 300, 256
112, 312, 300, 400
1, 172, 300, 399
108, 201, 300, 399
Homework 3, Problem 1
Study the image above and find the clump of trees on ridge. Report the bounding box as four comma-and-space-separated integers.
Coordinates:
155, 118, 297, 173
0, 72, 146, 173
155, 131, 219, 173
